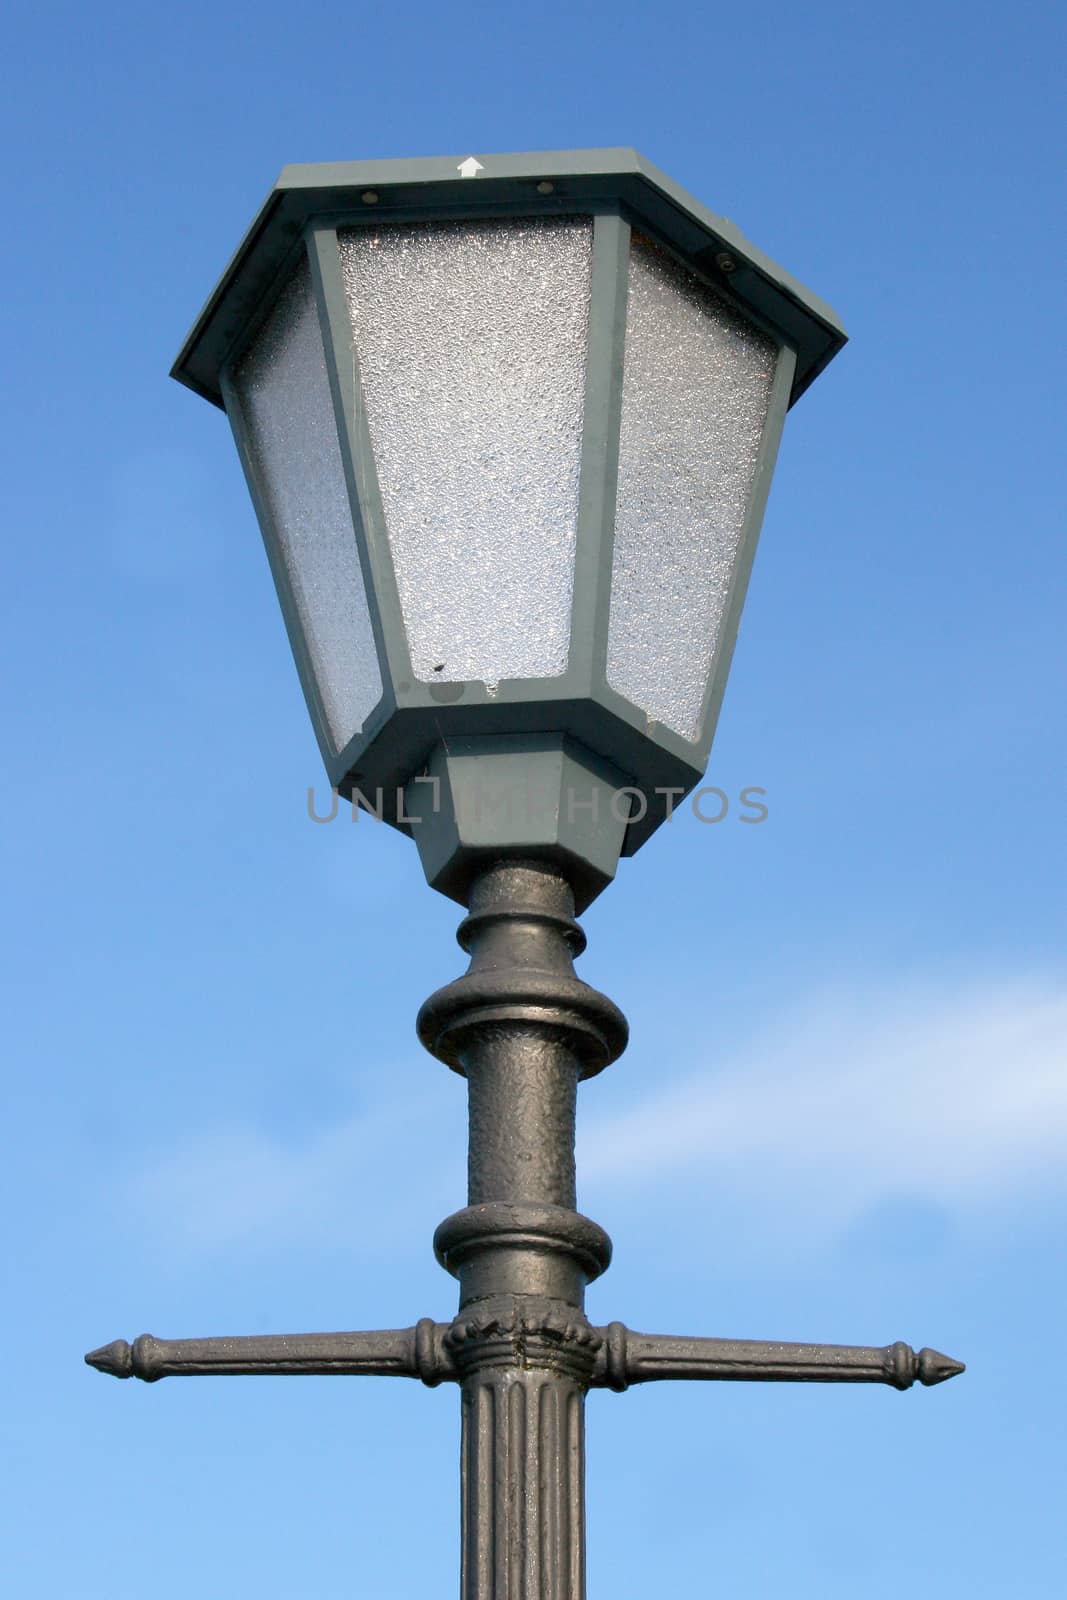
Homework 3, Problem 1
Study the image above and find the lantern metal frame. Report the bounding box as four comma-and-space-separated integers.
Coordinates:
176, 150, 846, 867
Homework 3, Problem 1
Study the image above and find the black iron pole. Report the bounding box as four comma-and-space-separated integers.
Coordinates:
419, 858, 627, 1600
86, 856, 963, 1597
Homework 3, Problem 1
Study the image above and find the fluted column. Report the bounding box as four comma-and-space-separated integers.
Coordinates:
460, 1364, 585, 1600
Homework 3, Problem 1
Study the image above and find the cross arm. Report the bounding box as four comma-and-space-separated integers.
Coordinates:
85, 1319, 456, 1385
589, 1322, 965, 1392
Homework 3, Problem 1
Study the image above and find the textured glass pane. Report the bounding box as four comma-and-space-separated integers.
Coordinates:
230, 259, 382, 753
607, 235, 778, 741
339, 217, 592, 685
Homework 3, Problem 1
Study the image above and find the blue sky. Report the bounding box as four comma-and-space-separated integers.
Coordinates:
2, 1, 1065, 1595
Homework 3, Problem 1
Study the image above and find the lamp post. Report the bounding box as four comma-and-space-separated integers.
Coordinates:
87, 149, 962, 1599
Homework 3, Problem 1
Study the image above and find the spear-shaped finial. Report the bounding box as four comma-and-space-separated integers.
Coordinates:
914, 1346, 967, 1387
85, 1339, 138, 1379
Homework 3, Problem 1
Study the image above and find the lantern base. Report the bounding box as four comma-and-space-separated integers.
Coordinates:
403, 734, 632, 911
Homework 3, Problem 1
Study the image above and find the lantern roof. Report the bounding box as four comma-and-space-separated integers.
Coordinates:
171, 147, 846, 410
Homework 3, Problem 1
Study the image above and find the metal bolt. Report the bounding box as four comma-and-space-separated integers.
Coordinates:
536, 181, 555, 195
715, 250, 738, 274
361, 190, 380, 205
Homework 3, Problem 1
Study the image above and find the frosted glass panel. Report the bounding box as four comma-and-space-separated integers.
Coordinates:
607, 235, 778, 741
230, 259, 382, 753
339, 217, 592, 685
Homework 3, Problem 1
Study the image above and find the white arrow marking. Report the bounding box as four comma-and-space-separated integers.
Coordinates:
457, 156, 484, 178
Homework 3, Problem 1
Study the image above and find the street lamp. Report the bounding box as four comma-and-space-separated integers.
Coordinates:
88, 150, 962, 1599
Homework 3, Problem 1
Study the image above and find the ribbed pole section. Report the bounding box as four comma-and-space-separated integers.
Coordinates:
462, 1369, 585, 1600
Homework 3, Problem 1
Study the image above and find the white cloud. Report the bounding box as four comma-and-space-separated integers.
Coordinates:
578, 974, 1067, 1244
126, 975, 1067, 1261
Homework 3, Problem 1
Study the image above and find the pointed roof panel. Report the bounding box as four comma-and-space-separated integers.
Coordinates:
172, 147, 846, 410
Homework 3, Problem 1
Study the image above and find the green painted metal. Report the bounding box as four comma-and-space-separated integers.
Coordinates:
403, 735, 633, 911
179, 149, 847, 887
568, 213, 630, 693
173, 148, 846, 409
